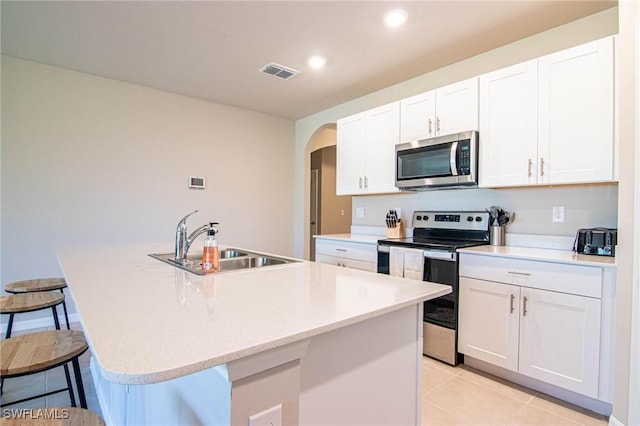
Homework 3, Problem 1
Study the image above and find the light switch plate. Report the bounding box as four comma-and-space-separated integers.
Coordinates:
356, 207, 365, 218
248, 404, 282, 426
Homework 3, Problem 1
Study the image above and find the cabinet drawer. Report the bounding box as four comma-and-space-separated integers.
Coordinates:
315, 239, 377, 263
315, 254, 376, 272
459, 254, 602, 298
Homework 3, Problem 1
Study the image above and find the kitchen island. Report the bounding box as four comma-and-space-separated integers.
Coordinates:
57, 243, 450, 426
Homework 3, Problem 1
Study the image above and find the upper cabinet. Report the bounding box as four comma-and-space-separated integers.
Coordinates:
400, 78, 479, 143
336, 102, 400, 195
479, 38, 614, 187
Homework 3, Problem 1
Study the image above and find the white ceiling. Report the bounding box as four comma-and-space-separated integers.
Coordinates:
1, 1, 615, 120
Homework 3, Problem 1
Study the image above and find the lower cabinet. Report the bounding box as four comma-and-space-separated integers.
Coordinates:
315, 238, 377, 272
458, 254, 604, 399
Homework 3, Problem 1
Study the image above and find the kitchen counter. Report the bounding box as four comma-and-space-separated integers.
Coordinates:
57, 242, 450, 385
459, 245, 616, 268
313, 233, 381, 244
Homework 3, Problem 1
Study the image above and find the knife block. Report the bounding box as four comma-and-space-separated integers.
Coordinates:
386, 222, 405, 239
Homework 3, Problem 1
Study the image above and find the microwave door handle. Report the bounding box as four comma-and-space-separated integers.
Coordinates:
450, 141, 459, 176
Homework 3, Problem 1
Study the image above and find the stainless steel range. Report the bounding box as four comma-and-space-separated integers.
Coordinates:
377, 210, 489, 365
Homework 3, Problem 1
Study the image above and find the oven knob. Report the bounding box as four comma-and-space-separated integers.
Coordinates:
423, 215, 429, 221
466, 216, 473, 222
416, 215, 422, 221
475, 216, 483, 222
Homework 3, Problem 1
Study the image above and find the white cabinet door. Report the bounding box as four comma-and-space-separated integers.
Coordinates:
400, 91, 436, 143
479, 60, 539, 187
336, 112, 365, 195
538, 38, 614, 184
458, 277, 520, 372
364, 102, 400, 194
435, 78, 479, 136
519, 287, 601, 398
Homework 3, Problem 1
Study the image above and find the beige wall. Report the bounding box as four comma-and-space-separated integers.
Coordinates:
1, 57, 295, 315
294, 8, 619, 258
318, 146, 351, 235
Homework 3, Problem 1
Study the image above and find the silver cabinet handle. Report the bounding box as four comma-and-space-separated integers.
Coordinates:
540, 157, 545, 176
507, 271, 531, 276
522, 296, 528, 317
428, 118, 433, 134
528, 159, 533, 177
510, 294, 515, 314
359, 177, 363, 189
364, 176, 368, 189
336, 248, 347, 252
436, 116, 441, 133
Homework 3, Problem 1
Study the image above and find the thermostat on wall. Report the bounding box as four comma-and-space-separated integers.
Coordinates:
188, 176, 206, 189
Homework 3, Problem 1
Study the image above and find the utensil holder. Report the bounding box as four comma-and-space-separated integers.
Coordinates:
386, 223, 405, 239
490, 225, 505, 246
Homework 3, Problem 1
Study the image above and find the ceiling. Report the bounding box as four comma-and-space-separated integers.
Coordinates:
1, 1, 616, 120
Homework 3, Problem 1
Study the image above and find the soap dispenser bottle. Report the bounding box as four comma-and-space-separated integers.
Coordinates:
202, 222, 220, 273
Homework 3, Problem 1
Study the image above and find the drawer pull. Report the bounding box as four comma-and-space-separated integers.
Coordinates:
523, 296, 528, 317
510, 294, 515, 314
336, 248, 347, 252
507, 271, 531, 276
540, 157, 545, 176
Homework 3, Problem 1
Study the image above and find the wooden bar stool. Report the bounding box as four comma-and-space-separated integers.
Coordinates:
0, 407, 104, 425
0, 292, 66, 339
0, 330, 89, 409
5, 278, 70, 330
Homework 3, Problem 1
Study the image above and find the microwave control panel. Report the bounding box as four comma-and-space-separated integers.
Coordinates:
458, 140, 471, 176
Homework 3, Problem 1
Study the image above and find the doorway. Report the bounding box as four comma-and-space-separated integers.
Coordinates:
310, 145, 352, 260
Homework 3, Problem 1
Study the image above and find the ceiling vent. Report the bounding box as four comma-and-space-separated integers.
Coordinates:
259, 63, 300, 80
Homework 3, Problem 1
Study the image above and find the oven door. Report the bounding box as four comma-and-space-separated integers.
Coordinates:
422, 250, 458, 329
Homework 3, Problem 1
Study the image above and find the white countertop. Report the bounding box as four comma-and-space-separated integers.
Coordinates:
459, 245, 616, 268
57, 243, 450, 385
313, 233, 381, 244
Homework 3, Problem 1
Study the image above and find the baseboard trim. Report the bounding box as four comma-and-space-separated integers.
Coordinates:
608, 415, 625, 426
0, 313, 81, 333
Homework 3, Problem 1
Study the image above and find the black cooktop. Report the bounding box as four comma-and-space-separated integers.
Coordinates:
377, 237, 488, 251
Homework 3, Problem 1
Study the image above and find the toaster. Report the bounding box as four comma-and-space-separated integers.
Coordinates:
574, 228, 617, 257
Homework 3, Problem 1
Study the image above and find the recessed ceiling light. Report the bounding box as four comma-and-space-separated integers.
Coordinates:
384, 9, 408, 28
308, 55, 327, 70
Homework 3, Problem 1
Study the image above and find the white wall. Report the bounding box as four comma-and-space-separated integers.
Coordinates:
1, 57, 295, 318
351, 185, 618, 238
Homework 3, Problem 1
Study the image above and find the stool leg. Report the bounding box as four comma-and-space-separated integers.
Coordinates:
63, 363, 77, 407
5, 313, 14, 338
51, 305, 61, 330
59, 289, 70, 330
72, 358, 87, 409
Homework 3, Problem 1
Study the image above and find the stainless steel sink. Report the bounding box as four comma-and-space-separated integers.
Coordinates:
148, 249, 297, 275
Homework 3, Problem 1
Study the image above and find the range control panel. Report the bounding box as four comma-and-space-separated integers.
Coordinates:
413, 210, 489, 231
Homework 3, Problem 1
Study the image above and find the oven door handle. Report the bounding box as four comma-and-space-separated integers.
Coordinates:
423, 250, 456, 262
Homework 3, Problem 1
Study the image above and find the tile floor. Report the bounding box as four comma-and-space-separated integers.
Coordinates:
421, 356, 609, 426
2, 324, 609, 425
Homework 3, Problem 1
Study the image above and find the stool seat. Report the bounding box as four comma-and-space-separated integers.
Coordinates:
0, 292, 65, 314
1, 330, 88, 377
0, 407, 104, 426
5, 278, 67, 293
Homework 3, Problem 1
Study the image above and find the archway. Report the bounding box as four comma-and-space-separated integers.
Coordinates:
303, 123, 352, 260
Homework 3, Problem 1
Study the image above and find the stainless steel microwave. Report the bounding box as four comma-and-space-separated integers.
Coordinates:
395, 130, 479, 190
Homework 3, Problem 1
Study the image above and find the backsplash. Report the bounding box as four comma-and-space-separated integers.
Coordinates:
351, 184, 618, 237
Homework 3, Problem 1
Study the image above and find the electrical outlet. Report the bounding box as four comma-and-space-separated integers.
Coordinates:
356, 207, 365, 218
552, 206, 565, 223
248, 404, 282, 426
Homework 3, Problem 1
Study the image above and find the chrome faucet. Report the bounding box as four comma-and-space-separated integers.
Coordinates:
174, 210, 214, 265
